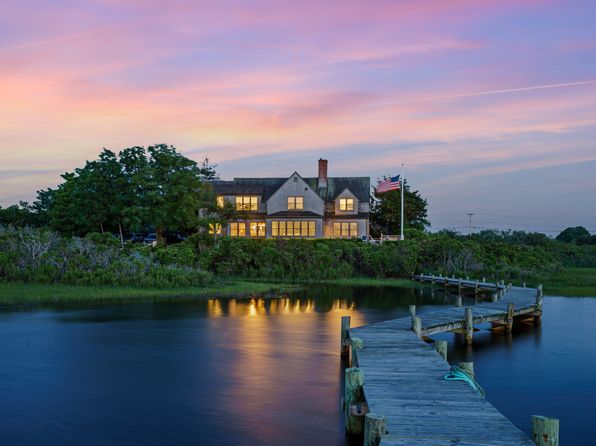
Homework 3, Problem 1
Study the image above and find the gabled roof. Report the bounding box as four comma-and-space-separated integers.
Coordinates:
212, 176, 370, 203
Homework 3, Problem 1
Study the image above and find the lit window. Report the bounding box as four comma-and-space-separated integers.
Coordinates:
249, 221, 266, 237
209, 223, 222, 235
333, 222, 358, 238
272, 221, 278, 237
236, 196, 258, 211
270, 221, 316, 238
230, 222, 246, 237
339, 198, 354, 211
287, 196, 304, 210
216, 196, 225, 208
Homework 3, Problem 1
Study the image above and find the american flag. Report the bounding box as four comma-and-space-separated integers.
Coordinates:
376, 175, 401, 193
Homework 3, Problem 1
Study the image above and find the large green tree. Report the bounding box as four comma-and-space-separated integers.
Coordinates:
370, 179, 429, 237
34, 144, 214, 244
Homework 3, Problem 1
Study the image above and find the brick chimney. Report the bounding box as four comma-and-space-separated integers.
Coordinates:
318, 158, 328, 188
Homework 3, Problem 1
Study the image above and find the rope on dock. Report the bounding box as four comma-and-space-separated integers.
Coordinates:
443, 365, 485, 398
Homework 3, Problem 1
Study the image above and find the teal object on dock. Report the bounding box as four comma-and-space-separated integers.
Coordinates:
444, 365, 486, 398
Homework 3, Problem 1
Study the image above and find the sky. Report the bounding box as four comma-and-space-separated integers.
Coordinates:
1, 0, 595, 235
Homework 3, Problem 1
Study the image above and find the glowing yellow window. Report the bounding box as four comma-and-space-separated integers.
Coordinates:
287, 196, 304, 210
236, 196, 258, 211
216, 196, 225, 208
230, 222, 246, 237
339, 198, 354, 211
208, 223, 222, 235
333, 222, 341, 237
272, 221, 279, 237
250, 221, 266, 237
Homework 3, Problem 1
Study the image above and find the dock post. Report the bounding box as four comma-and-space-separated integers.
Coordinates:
507, 282, 512, 291
464, 307, 474, 345
431, 274, 435, 283
456, 295, 462, 307
409, 304, 416, 319
482, 277, 486, 283
412, 316, 422, 337
474, 280, 479, 295
435, 340, 448, 361
494, 281, 499, 297
364, 413, 386, 446
458, 361, 475, 377
506, 302, 515, 332
534, 284, 543, 325
523, 282, 526, 288
532, 415, 559, 446
340, 316, 351, 358
344, 367, 365, 434
458, 278, 463, 294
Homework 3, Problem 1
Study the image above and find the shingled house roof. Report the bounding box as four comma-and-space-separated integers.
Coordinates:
212, 176, 370, 203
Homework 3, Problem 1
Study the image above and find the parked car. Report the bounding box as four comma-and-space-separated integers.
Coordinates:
143, 233, 158, 246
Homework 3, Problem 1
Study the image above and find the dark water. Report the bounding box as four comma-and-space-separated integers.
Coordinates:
0, 287, 593, 445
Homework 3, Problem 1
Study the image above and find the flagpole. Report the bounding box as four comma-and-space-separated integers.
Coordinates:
400, 163, 405, 241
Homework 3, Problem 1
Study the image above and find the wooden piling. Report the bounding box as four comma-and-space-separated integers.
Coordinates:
456, 295, 462, 307
464, 307, 474, 345
344, 367, 365, 434
532, 415, 559, 446
506, 302, 515, 332
523, 282, 526, 288
474, 280, 479, 295
340, 316, 351, 358
409, 304, 416, 319
534, 284, 543, 324
482, 277, 486, 283
412, 316, 422, 336
458, 278, 463, 294
364, 413, 386, 446
458, 361, 475, 377
435, 340, 448, 361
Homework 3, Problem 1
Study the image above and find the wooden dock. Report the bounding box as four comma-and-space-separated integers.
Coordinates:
341, 276, 553, 446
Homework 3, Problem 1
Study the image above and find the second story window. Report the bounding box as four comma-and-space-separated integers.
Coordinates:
236, 196, 258, 211
339, 198, 354, 211
287, 196, 304, 210
216, 196, 225, 208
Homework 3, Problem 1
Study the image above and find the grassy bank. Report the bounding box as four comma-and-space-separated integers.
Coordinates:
323, 269, 596, 297
0, 281, 298, 307
539, 268, 596, 297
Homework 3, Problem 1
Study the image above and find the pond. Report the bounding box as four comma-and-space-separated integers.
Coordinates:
0, 286, 593, 445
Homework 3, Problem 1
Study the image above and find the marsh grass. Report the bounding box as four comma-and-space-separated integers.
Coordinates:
0, 281, 299, 307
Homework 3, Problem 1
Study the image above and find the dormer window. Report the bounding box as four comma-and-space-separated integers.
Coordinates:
287, 196, 304, 210
339, 198, 354, 211
236, 196, 258, 211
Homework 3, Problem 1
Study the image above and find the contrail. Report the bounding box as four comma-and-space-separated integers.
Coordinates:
375, 79, 596, 106
1, 29, 105, 52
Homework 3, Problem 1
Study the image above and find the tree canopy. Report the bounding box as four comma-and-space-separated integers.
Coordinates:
32, 145, 216, 244
370, 180, 429, 236
556, 226, 595, 245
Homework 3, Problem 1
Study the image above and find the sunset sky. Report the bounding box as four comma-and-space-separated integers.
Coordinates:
1, 0, 595, 234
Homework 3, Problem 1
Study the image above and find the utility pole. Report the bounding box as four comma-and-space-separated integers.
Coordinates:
466, 213, 475, 236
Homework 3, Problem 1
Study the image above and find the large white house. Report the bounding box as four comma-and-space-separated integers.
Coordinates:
211, 159, 370, 239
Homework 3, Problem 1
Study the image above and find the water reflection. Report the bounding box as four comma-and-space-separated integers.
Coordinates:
1, 288, 590, 445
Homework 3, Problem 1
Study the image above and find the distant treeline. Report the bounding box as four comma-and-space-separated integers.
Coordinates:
2, 225, 594, 288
